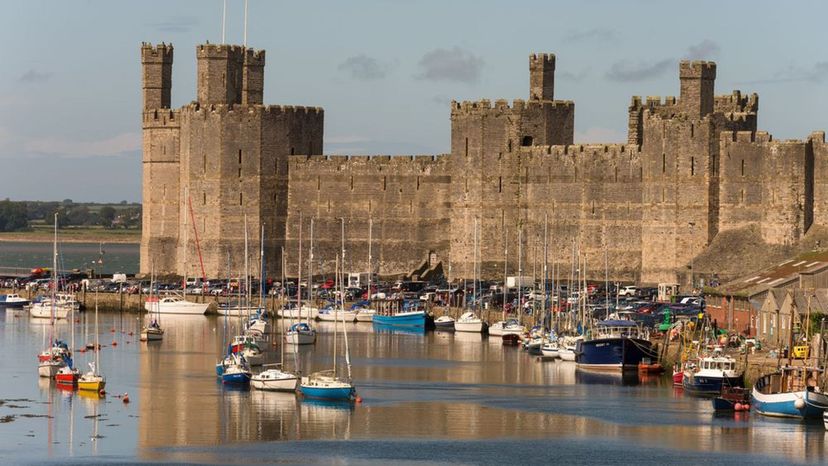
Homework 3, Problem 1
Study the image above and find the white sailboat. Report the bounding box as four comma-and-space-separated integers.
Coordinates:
37, 214, 70, 378
455, 218, 486, 333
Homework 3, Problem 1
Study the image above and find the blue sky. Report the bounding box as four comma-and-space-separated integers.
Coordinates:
1, 0, 827, 202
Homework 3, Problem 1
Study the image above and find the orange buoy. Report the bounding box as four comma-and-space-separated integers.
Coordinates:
128, 332, 133, 336
99, 389, 106, 396
355, 396, 363, 403
111, 341, 118, 346
122, 393, 130, 403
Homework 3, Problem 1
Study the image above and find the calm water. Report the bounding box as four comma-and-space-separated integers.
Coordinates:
0, 309, 824, 465
0, 242, 139, 275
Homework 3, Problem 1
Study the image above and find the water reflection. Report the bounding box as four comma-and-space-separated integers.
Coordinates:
3, 312, 828, 464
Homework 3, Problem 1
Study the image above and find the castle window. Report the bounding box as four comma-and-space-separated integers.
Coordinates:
690, 124, 694, 138
203, 151, 206, 173
350, 176, 354, 191
202, 192, 206, 205
691, 157, 695, 176
741, 159, 745, 177
614, 167, 618, 182
662, 153, 666, 173
591, 200, 595, 215
521, 136, 533, 146
508, 140, 513, 152
498, 176, 502, 193
383, 176, 387, 191
238, 167, 242, 178
317, 176, 321, 190
416, 176, 420, 191
239, 192, 243, 206
290, 147, 295, 155
741, 189, 745, 204
238, 150, 242, 164
464, 138, 469, 157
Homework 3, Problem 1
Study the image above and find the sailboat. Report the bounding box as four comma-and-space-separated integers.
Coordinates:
78, 290, 105, 392
354, 218, 376, 323
244, 225, 271, 337
455, 218, 486, 333
286, 214, 317, 345
299, 219, 356, 402
140, 265, 164, 341
252, 249, 299, 392
38, 214, 70, 378
55, 282, 79, 386
227, 216, 265, 366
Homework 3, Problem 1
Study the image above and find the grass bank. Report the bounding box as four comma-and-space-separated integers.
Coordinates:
0, 226, 140, 244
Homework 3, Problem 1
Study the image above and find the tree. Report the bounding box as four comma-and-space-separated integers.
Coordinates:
99, 206, 116, 227
0, 200, 29, 231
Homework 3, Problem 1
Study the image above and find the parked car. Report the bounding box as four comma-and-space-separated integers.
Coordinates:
617, 286, 637, 297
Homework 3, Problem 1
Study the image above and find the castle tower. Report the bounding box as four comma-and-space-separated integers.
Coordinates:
242, 49, 265, 105
196, 44, 245, 105
680, 61, 716, 119
141, 43, 173, 109
529, 53, 555, 100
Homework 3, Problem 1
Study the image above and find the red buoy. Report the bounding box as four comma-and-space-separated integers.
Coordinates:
111, 341, 118, 346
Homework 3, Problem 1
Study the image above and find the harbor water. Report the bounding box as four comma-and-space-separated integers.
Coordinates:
0, 242, 139, 275
0, 309, 824, 465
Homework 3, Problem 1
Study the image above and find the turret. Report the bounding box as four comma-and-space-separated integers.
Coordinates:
680, 61, 716, 119
529, 53, 555, 101
242, 49, 265, 105
141, 43, 173, 110
196, 44, 245, 105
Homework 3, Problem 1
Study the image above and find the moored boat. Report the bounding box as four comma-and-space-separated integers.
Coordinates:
682, 350, 743, 395
299, 371, 356, 401
712, 386, 751, 413
575, 320, 656, 371
316, 307, 357, 323
251, 364, 299, 392
144, 296, 209, 315
488, 319, 526, 337
221, 353, 252, 385
434, 315, 455, 330
752, 366, 828, 419
285, 322, 316, 345
454, 312, 486, 333
0, 293, 29, 308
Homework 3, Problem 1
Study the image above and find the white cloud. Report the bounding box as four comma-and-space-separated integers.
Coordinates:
23, 132, 140, 158
416, 47, 484, 84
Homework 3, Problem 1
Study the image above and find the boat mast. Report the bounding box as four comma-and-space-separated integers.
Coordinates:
94, 287, 100, 376
518, 227, 523, 325
244, 214, 249, 318
51, 213, 57, 339
183, 187, 188, 301
308, 218, 314, 325
503, 226, 507, 321
333, 254, 339, 377
604, 243, 609, 320
296, 213, 303, 327
260, 223, 265, 313
543, 214, 548, 335
473, 217, 478, 315
281, 247, 286, 368
368, 217, 372, 303
341, 217, 352, 381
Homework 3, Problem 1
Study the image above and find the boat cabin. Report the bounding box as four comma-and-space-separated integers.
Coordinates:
755, 366, 823, 395
591, 320, 646, 340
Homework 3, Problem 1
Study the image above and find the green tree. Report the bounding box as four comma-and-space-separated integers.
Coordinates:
0, 200, 29, 231
99, 206, 116, 227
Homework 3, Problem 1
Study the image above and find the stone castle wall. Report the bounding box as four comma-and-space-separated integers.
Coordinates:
141, 43, 828, 285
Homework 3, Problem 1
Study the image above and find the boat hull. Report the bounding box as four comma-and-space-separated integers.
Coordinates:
488, 322, 525, 337
372, 311, 426, 327
355, 311, 375, 322
251, 375, 298, 392
78, 376, 105, 392
30, 304, 72, 319
682, 374, 743, 395
751, 385, 828, 419
558, 348, 576, 361
455, 321, 485, 333
284, 331, 316, 345
38, 361, 63, 378
299, 384, 355, 401
222, 371, 251, 385
140, 328, 164, 341
317, 311, 358, 322
575, 337, 655, 371
144, 300, 209, 315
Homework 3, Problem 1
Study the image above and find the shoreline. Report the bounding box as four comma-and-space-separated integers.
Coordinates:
0, 232, 140, 245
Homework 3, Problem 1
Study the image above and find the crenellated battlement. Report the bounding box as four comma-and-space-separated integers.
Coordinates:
451, 98, 574, 115
530, 53, 555, 66
294, 154, 448, 164
197, 43, 246, 58
141, 42, 173, 63
244, 48, 265, 65
518, 143, 639, 158
680, 60, 717, 80
143, 108, 179, 125
714, 91, 759, 114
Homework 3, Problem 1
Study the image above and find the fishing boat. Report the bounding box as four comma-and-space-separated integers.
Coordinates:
434, 315, 455, 330
221, 353, 252, 385
488, 319, 526, 337
541, 340, 560, 358
251, 363, 298, 392
78, 292, 105, 392
372, 299, 427, 327
0, 293, 29, 308
751, 365, 828, 419
55, 294, 79, 387
575, 320, 656, 371
37, 214, 70, 378
454, 311, 486, 333
682, 350, 743, 395
298, 222, 356, 402
672, 362, 685, 386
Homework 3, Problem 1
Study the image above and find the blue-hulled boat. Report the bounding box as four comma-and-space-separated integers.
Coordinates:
221, 353, 252, 385
372, 300, 428, 327
575, 320, 657, 371
682, 350, 743, 395
752, 366, 828, 419
299, 370, 356, 401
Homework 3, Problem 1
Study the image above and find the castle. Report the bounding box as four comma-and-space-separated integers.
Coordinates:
141, 42, 828, 285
